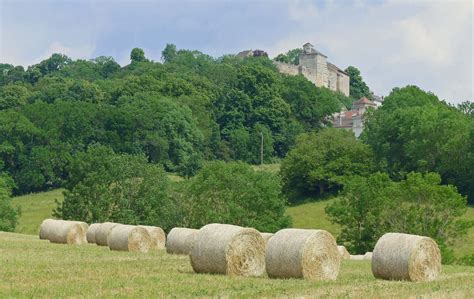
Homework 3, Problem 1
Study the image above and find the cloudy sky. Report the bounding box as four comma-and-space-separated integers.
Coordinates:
1, 0, 472, 103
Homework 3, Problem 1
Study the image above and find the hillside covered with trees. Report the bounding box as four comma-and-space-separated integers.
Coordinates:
0, 45, 348, 195
1, 45, 473, 264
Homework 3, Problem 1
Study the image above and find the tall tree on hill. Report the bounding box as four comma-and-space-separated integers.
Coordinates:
274, 48, 303, 65
345, 66, 372, 100
362, 86, 473, 204
130, 48, 148, 63
281, 128, 375, 201
161, 44, 178, 63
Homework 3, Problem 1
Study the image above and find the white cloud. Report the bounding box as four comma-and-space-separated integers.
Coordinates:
287, 0, 319, 21
269, 0, 473, 103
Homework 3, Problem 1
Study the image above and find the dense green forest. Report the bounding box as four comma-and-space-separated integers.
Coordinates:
0, 45, 348, 195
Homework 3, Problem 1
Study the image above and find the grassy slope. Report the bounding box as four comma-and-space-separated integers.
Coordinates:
11, 189, 65, 235
1, 232, 473, 297
286, 199, 341, 237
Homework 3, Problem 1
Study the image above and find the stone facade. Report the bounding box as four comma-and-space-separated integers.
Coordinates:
274, 43, 350, 96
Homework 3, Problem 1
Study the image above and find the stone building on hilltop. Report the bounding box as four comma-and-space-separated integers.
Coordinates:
333, 97, 378, 137
274, 43, 350, 96
237, 49, 268, 58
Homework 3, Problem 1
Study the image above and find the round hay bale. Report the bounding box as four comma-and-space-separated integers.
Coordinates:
350, 255, 365, 260
338, 245, 350, 260
266, 228, 341, 280
261, 233, 274, 243
364, 252, 373, 261
139, 225, 166, 250
372, 233, 441, 282
86, 223, 102, 244
190, 223, 266, 277
95, 222, 120, 246
39, 219, 55, 240
38, 219, 86, 245
166, 227, 198, 255
70, 221, 88, 244
108, 225, 151, 253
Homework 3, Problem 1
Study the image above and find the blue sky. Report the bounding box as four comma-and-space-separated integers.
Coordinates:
1, 0, 472, 103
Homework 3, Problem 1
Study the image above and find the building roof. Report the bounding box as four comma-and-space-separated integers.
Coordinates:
237, 50, 253, 57
327, 62, 349, 76
353, 97, 377, 106
344, 110, 359, 118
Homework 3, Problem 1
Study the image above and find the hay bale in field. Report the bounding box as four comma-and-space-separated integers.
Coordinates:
70, 221, 88, 243
38, 219, 87, 245
338, 245, 350, 260
39, 218, 54, 240
86, 223, 102, 244
364, 252, 373, 261
139, 225, 166, 250
260, 233, 274, 243
166, 227, 198, 255
95, 222, 120, 246
108, 225, 151, 253
372, 233, 441, 282
190, 223, 266, 277
266, 228, 340, 280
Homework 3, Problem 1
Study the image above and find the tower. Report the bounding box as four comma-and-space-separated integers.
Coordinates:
298, 43, 329, 88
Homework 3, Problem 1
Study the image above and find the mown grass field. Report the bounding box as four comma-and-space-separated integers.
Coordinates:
1, 232, 473, 297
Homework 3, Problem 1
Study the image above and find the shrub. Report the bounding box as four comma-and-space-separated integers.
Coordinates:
362, 86, 473, 203
457, 254, 474, 267
55, 145, 177, 231
281, 128, 374, 201
175, 161, 291, 232
0, 174, 20, 232
326, 172, 471, 263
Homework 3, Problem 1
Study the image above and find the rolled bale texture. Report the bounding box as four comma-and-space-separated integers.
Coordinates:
190, 223, 266, 277
166, 227, 198, 255
364, 252, 373, 261
139, 225, 166, 250
95, 222, 120, 246
86, 223, 102, 244
266, 228, 341, 280
38, 219, 86, 245
261, 233, 274, 243
372, 233, 441, 282
70, 221, 89, 244
39, 218, 54, 240
108, 225, 152, 253
338, 245, 350, 260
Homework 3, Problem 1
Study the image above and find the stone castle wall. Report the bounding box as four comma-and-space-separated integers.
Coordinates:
299, 66, 318, 85
314, 55, 329, 88
274, 44, 349, 96
274, 50, 349, 96
328, 68, 338, 92
337, 73, 350, 97
274, 61, 299, 76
